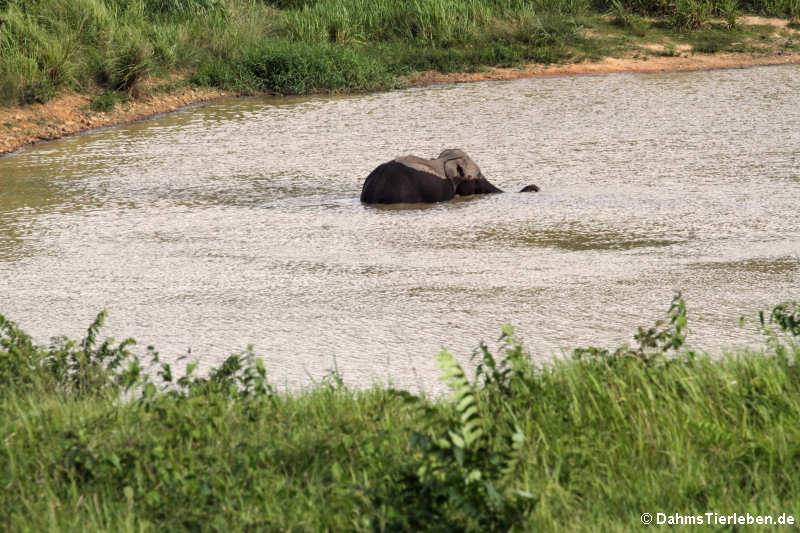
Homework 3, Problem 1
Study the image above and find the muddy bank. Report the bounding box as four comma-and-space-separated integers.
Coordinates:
407, 52, 800, 86
0, 86, 229, 156
2, 51, 799, 156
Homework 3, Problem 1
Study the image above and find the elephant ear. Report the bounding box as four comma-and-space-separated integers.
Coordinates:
443, 158, 467, 181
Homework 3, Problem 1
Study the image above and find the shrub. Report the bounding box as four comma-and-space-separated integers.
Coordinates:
0, 311, 142, 395
194, 40, 393, 94
89, 90, 121, 112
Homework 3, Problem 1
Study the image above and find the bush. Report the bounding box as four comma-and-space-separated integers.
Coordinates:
89, 90, 126, 111
0, 311, 142, 395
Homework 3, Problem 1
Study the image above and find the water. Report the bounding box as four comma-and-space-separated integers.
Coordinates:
2, 65, 799, 392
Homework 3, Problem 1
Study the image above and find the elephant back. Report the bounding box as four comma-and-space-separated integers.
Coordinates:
360, 160, 455, 204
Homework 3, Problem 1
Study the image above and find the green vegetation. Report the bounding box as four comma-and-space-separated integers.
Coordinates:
2, 297, 800, 530
89, 90, 129, 112
0, 0, 798, 106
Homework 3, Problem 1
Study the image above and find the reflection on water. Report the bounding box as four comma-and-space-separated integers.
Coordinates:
1, 65, 799, 392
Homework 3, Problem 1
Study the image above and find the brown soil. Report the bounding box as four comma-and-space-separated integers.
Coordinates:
2, 29, 799, 156
739, 15, 794, 27
406, 51, 800, 86
1, 85, 228, 156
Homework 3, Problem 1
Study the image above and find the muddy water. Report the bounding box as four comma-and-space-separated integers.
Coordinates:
1, 65, 799, 392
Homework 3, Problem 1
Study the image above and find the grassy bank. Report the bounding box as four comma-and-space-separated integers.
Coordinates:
1, 0, 799, 109
2, 297, 800, 531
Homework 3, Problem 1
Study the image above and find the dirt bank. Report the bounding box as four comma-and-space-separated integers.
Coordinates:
2, 50, 799, 157
0, 85, 229, 157
407, 51, 800, 86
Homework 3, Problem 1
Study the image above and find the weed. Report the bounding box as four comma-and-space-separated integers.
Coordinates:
572, 292, 689, 365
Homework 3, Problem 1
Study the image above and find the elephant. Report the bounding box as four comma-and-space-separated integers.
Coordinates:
359, 149, 539, 204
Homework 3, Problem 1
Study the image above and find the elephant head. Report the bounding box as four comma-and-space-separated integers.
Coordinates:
360, 148, 539, 204
439, 149, 502, 196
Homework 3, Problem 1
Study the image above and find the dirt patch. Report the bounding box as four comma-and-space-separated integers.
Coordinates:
740, 15, 792, 27
407, 52, 800, 86
1, 85, 228, 156
639, 42, 693, 54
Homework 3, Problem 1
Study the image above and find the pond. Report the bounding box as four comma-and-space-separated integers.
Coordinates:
1, 64, 799, 392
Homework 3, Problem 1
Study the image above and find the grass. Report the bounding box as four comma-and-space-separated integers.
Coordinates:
89, 90, 129, 112
0, 0, 798, 106
2, 297, 800, 531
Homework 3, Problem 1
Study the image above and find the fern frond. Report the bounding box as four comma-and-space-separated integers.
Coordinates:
436, 349, 485, 451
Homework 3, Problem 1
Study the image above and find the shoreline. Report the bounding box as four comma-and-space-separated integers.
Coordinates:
2, 51, 799, 157
0, 85, 230, 157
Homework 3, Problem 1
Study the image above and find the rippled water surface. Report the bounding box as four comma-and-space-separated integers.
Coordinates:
2, 65, 799, 391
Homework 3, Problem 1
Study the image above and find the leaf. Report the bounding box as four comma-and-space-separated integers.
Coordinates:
484, 481, 504, 506
331, 462, 343, 482
453, 446, 465, 467
449, 430, 465, 449
466, 469, 482, 483
456, 394, 476, 414
460, 405, 478, 424
142, 382, 156, 399
463, 426, 484, 447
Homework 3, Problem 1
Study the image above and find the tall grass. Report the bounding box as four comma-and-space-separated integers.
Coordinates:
2, 297, 800, 530
0, 0, 246, 104
280, 0, 509, 45
191, 39, 395, 94
0, 0, 798, 105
